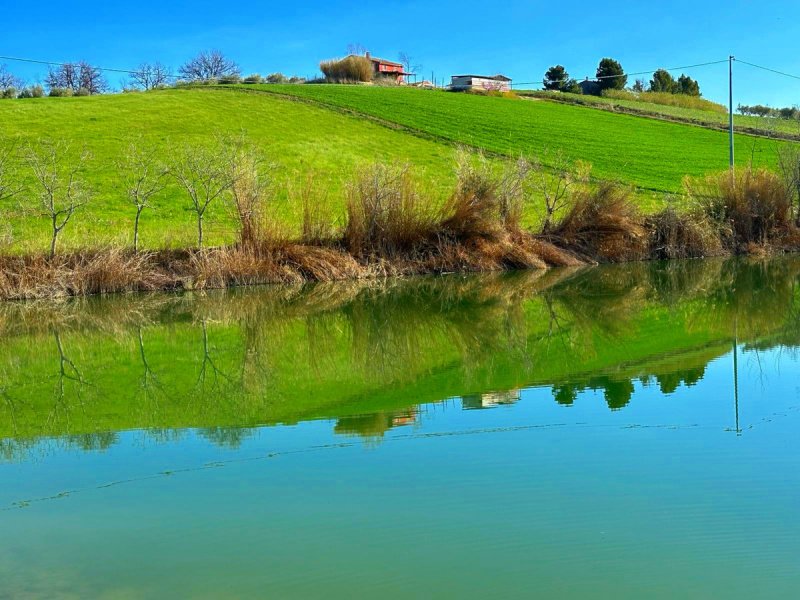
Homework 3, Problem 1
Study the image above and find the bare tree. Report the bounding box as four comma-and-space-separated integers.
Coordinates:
397, 52, 421, 77
46, 61, 107, 94
171, 140, 233, 248
178, 50, 239, 82
531, 151, 589, 233
0, 64, 22, 90
119, 140, 167, 253
347, 43, 367, 56
24, 141, 92, 257
129, 62, 171, 90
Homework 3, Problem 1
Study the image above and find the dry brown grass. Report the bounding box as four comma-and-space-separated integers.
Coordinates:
0, 249, 173, 300
645, 206, 723, 260
344, 163, 438, 258
319, 56, 373, 83
548, 183, 647, 262
687, 167, 796, 250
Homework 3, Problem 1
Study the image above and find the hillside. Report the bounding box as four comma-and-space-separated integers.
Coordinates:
0, 85, 794, 253
245, 84, 788, 192
0, 89, 460, 251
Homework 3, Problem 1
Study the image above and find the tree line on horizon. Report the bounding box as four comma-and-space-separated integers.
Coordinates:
0, 50, 308, 99
542, 59, 701, 98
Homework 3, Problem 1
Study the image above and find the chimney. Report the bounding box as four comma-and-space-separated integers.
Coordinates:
365, 51, 371, 60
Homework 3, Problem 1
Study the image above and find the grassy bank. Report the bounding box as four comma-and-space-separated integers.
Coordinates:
1, 147, 799, 300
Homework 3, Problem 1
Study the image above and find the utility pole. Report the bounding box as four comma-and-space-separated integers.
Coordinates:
729, 55, 735, 170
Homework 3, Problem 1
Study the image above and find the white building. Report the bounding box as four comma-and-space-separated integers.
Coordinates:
450, 74, 512, 92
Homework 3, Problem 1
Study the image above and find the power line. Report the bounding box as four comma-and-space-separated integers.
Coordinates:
735, 58, 800, 82
0, 54, 181, 79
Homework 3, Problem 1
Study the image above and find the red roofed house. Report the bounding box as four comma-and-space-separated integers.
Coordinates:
363, 52, 411, 84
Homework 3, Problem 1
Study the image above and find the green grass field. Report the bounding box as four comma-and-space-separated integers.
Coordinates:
0, 89, 460, 251
0, 84, 794, 253
247, 84, 787, 192
524, 90, 800, 138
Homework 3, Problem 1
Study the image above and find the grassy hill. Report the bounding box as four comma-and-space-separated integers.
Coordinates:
0, 85, 793, 253
0, 89, 460, 251
245, 84, 787, 192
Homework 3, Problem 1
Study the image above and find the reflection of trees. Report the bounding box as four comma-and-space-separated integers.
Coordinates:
198, 426, 255, 449
2, 257, 800, 453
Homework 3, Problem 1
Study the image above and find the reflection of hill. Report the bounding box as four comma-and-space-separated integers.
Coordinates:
0, 257, 799, 453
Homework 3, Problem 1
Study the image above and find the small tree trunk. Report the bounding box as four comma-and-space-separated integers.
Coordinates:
197, 213, 204, 249
133, 208, 142, 254
49, 217, 59, 259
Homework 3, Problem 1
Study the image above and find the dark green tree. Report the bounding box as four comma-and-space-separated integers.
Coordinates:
649, 69, 677, 93
543, 65, 569, 91
677, 74, 701, 96
596, 58, 627, 90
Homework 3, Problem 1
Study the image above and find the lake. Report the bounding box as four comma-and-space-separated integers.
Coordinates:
1, 258, 799, 598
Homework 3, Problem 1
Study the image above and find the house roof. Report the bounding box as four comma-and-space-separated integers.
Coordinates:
451, 74, 512, 81
346, 53, 403, 67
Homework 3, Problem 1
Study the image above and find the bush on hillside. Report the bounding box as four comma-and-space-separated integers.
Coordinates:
1, 87, 16, 99
18, 85, 44, 99
320, 56, 372, 83
243, 74, 263, 84
48, 87, 73, 97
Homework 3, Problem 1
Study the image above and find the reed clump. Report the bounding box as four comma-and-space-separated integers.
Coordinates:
548, 182, 647, 262
645, 206, 722, 260
319, 56, 373, 83
687, 167, 796, 251
344, 163, 438, 259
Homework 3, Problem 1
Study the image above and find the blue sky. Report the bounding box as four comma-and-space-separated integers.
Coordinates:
2, 0, 800, 106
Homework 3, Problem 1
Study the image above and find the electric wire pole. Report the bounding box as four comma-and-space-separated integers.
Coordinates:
729, 55, 735, 169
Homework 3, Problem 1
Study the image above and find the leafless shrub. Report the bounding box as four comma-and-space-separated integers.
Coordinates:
24, 141, 92, 258
531, 151, 591, 233
118, 139, 167, 253
776, 144, 800, 226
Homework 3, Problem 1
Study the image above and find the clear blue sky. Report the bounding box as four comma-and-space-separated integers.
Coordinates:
3, 0, 800, 106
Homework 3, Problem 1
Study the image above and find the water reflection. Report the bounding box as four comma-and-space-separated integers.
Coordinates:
1, 257, 799, 456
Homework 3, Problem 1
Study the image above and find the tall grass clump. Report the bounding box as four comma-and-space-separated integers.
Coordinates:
645, 206, 722, 260
686, 167, 795, 250
549, 182, 646, 262
344, 163, 437, 258
441, 151, 528, 240
319, 56, 372, 83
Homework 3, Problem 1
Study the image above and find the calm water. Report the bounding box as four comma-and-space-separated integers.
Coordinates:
1, 259, 799, 599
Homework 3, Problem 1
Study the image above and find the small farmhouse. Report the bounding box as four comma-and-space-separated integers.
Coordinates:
363, 52, 410, 83
450, 74, 512, 92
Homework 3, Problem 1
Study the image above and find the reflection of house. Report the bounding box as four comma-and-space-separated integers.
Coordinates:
462, 389, 521, 410
450, 74, 512, 92
334, 409, 418, 439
